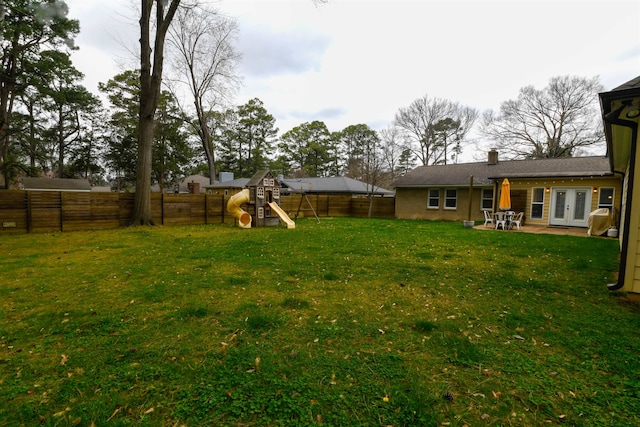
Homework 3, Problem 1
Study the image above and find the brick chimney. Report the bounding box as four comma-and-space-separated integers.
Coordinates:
187, 181, 200, 194
488, 149, 498, 165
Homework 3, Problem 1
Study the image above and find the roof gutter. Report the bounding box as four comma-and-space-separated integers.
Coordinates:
487, 172, 612, 180
602, 102, 638, 291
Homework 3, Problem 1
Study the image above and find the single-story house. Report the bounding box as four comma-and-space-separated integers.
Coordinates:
599, 75, 640, 297
178, 174, 210, 193
151, 174, 211, 193
394, 151, 623, 229
205, 176, 394, 198
21, 177, 91, 192
280, 176, 394, 197
204, 178, 249, 196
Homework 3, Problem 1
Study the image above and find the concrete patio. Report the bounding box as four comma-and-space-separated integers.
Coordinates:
473, 223, 610, 237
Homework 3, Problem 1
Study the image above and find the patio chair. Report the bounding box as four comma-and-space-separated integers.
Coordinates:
483, 210, 494, 228
494, 212, 508, 230
510, 212, 524, 230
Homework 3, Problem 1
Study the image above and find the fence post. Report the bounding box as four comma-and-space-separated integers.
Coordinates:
27, 191, 32, 233
59, 191, 64, 232
161, 192, 165, 225
204, 194, 209, 224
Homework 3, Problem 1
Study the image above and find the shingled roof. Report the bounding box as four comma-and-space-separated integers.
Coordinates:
281, 176, 394, 196
394, 156, 612, 187
22, 177, 91, 191
246, 170, 275, 187
205, 178, 250, 188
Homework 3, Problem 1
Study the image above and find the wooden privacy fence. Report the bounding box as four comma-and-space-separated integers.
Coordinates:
0, 191, 395, 234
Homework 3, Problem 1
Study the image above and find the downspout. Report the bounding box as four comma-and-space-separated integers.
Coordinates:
604, 104, 638, 291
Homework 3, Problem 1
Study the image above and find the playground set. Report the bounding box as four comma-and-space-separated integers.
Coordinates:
226, 170, 297, 229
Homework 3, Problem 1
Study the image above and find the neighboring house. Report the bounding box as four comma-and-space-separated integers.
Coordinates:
21, 177, 91, 192
178, 174, 210, 194
280, 176, 394, 197
205, 176, 394, 198
204, 178, 249, 196
91, 186, 112, 192
394, 151, 622, 228
599, 75, 640, 296
150, 175, 211, 193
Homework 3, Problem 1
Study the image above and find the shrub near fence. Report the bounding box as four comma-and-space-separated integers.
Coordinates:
0, 191, 395, 234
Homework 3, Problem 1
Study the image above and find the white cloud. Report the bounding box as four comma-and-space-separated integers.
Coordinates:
238, 24, 331, 77
65, 0, 640, 160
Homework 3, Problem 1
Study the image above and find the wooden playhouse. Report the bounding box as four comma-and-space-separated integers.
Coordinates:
226, 170, 294, 228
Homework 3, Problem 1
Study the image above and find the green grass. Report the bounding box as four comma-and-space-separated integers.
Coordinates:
1, 218, 638, 426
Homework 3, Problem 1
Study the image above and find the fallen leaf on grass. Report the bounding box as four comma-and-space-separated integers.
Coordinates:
144, 407, 154, 414
330, 373, 337, 385
60, 354, 68, 366
54, 407, 71, 417
106, 408, 120, 422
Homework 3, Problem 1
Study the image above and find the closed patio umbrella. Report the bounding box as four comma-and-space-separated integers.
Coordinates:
499, 178, 511, 210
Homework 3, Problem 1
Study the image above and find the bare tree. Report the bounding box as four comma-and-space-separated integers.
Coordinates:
132, 0, 180, 226
166, 4, 241, 184
378, 125, 404, 182
360, 128, 384, 218
394, 95, 477, 165
480, 75, 605, 159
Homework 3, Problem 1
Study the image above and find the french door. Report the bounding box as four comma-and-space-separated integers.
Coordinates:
549, 188, 591, 227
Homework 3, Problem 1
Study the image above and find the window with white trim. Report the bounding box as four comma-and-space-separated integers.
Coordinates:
444, 189, 457, 209
530, 187, 544, 219
427, 189, 440, 209
257, 186, 264, 198
481, 189, 493, 210
598, 187, 614, 210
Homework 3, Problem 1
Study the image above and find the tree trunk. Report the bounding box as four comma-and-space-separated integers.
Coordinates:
131, 0, 180, 226
200, 119, 216, 184
132, 114, 155, 225
0, 52, 16, 189
207, 153, 216, 185
58, 107, 65, 178
0, 123, 8, 188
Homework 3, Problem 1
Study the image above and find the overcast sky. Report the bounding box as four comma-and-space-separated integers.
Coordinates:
65, 0, 640, 161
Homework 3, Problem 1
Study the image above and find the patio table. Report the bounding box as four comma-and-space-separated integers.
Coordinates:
494, 211, 516, 230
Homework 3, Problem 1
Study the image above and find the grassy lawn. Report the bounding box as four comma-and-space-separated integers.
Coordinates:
1, 218, 638, 426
